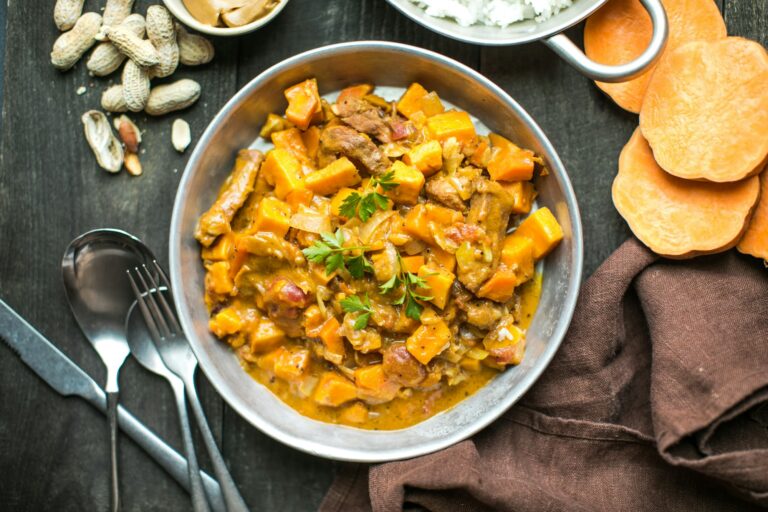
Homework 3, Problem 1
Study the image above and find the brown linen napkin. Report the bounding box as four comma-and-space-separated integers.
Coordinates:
320, 238, 768, 512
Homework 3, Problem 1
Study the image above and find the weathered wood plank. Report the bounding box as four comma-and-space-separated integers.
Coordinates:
0, 0, 237, 510
724, 0, 767, 44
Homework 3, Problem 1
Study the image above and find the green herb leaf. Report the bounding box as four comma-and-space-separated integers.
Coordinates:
341, 294, 374, 330
302, 243, 331, 263
324, 252, 345, 275
404, 294, 423, 321
346, 254, 373, 279
374, 170, 398, 191
340, 294, 370, 313
353, 312, 371, 330
302, 229, 371, 278
338, 172, 399, 222
358, 193, 377, 222
321, 230, 342, 249
339, 192, 361, 219
379, 274, 400, 294
372, 192, 390, 210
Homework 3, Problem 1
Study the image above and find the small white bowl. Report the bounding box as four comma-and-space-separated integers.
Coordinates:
162, 0, 291, 36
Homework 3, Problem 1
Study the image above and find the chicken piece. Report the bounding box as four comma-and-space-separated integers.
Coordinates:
237, 232, 305, 265
319, 125, 391, 175
333, 96, 392, 143
425, 167, 480, 211
195, 150, 263, 247
456, 179, 515, 291
382, 343, 426, 387
426, 176, 466, 211
371, 302, 419, 334
462, 300, 505, 330
262, 278, 309, 337
341, 313, 382, 353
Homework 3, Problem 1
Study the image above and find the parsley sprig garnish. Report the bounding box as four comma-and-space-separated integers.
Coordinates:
339, 170, 399, 222
340, 294, 374, 329
302, 229, 372, 279
379, 255, 433, 321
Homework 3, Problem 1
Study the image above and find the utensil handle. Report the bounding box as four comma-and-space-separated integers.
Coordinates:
106, 391, 121, 512
113, 404, 227, 512
170, 377, 211, 512
544, 0, 668, 82
82, 387, 227, 512
184, 375, 250, 512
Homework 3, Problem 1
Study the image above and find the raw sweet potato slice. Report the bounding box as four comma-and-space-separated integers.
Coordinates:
613, 129, 760, 259
640, 37, 768, 182
584, 0, 726, 113
737, 170, 768, 261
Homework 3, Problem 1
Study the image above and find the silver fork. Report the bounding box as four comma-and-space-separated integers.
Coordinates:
123, 298, 210, 512
127, 262, 250, 512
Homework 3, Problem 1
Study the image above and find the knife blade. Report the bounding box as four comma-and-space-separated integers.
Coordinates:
0, 299, 225, 512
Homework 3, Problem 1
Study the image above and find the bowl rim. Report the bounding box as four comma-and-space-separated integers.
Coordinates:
384, 0, 608, 46
162, 0, 291, 36
170, 40, 583, 462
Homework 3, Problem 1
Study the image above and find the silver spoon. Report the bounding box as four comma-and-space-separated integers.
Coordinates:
62, 229, 154, 512
125, 301, 210, 512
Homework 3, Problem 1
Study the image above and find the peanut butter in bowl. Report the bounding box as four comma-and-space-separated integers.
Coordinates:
182, 0, 281, 27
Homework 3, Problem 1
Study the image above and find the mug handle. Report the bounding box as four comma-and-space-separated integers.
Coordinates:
543, 0, 668, 83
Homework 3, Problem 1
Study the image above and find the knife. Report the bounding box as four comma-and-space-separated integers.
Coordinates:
0, 299, 225, 512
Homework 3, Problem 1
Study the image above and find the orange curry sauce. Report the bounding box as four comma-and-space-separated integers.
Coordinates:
196, 78, 562, 431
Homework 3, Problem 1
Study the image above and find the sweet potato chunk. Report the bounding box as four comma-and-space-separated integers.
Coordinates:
427, 111, 476, 145
476, 270, 517, 303
318, 316, 345, 363
305, 157, 361, 196
249, 319, 286, 353
487, 134, 535, 182
385, 161, 425, 205
613, 129, 760, 258
584, 0, 726, 113
285, 78, 321, 130
271, 128, 309, 163
313, 372, 358, 407
406, 320, 451, 365
737, 170, 768, 261
397, 83, 444, 119
514, 207, 563, 260
261, 149, 304, 200
403, 140, 443, 176
252, 196, 291, 238
639, 37, 768, 182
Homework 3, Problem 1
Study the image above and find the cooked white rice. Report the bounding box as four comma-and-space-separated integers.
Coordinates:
408, 0, 573, 26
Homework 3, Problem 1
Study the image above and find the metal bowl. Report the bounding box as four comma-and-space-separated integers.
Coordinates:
385, 0, 668, 82
162, 0, 291, 37
169, 41, 583, 462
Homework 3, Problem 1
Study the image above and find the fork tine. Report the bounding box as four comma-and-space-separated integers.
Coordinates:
127, 270, 164, 344
142, 262, 183, 335
133, 266, 172, 339
153, 260, 173, 292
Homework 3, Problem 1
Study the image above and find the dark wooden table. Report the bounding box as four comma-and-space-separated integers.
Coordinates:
0, 1, 765, 510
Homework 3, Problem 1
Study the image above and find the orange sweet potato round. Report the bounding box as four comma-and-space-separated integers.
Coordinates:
737, 170, 768, 261
613, 129, 760, 259
584, 0, 726, 113
640, 37, 768, 182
